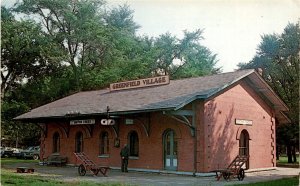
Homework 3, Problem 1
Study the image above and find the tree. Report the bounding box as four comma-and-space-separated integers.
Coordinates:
2, 1, 221, 148
15, 0, 109, 90
104, 4, 140, 34
1, 6, 60, 96
1, 100, 40, 148
1, 6, 65, 147
14, 0, 149, 91
144, 29, 220, 78
238, 22, 300, 163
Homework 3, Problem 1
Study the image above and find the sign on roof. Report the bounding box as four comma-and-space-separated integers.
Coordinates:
110, 75, 170, 91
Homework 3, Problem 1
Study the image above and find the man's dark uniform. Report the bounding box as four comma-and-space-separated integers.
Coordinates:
120, 145, 129, 172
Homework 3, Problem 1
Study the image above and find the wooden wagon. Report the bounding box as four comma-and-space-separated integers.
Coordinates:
74, 152, 111, 176
212, 155, 249, 181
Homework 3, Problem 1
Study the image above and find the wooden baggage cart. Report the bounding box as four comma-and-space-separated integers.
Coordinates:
74, 152, 110, 176
212, 155, 249, 181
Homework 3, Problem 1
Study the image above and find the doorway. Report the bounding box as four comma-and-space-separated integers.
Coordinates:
163, 129, 178, 170
239, 129, 249, 169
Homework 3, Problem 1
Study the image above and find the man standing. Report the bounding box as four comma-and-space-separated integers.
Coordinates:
120, 144, 129, 172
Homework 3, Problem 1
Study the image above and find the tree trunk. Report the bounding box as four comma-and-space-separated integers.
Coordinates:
276, 145, 280, 160
286, 143, 293, 163
292, 145, 297, 163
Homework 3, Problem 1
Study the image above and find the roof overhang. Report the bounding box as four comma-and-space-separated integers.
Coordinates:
245, 71, 290, 124
14, 107, 176, 123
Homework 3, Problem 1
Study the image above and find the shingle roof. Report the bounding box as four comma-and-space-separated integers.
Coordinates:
15, 69, 288, 121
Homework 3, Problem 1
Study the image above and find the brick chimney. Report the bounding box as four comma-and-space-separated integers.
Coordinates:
256, 68, 263, 76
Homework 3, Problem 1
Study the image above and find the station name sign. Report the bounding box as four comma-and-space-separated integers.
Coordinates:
110, 75, 169, 91
70, 119, 95, 125
235, 119, 253, 125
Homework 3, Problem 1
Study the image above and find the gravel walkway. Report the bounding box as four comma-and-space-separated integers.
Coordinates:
2, 162, 299, 186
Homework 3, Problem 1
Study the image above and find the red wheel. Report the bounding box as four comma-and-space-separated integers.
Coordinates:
238, 168, 245, 181
78, 164, 86, 176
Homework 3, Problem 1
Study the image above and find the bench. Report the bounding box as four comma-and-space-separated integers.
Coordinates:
43, 154, 67, 166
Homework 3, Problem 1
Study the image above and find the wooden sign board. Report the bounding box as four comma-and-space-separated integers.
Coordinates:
235, 119, 253, 125
110, 75, 169, 91
70, 119, 95, 125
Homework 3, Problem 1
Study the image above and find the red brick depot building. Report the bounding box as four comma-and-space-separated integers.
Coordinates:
16, 69, 289, 174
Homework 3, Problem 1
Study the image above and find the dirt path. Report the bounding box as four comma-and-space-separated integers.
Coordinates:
2, 162, 299, 186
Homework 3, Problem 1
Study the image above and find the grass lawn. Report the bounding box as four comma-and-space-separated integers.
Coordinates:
277, 155, 299, 164
1, 169, 132, 186
231, 176, 299, 186
1, 157, 39, 165
1, 157, 132, 186
277, 155, 299, 168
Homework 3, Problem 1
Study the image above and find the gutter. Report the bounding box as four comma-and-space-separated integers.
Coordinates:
14, 107, 176, 122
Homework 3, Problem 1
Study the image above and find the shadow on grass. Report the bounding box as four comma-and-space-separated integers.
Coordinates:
230, 176, 299, 186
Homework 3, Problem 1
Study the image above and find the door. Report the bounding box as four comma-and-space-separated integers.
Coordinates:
164, 130, 177, 170
239, 130, 249, 169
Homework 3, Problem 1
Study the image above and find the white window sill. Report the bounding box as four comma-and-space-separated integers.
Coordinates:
129, 156, 139, 160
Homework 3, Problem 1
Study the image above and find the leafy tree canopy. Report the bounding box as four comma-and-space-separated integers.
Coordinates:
1, 0, 220, 147
238, 22, 300, 163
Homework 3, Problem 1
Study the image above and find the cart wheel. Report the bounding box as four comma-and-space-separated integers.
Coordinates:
223, 172, 230, 181
78, 164, 86, 176
237, 168, 245, 181
33, 154, 39, 160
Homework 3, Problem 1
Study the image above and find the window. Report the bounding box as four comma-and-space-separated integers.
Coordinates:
53, 132, 60, 153
239, 130, 249, 156
100, 132, 109, 155
75, 132, 83, 153
128, 131, 139, 157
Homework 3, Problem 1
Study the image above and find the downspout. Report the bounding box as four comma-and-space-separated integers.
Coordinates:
193, 102, 197, 176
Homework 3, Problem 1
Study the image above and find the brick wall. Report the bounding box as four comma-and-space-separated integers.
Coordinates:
42, 80, 276, 173
43, 112, 195, 172
203, 81, 275, 172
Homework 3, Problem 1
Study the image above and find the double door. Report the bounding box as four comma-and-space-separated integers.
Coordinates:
164, 130, 177, 170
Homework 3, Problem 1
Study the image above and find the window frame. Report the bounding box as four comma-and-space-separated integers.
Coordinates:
128, 131, 139, 157
75, 131, 83, 153
100, 131, 109, 155
52, 132, 60, 153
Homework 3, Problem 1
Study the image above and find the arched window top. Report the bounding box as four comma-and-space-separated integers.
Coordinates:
101, 131, 108, 137
241, 130, 249, 137
76, 131, 83, 138
236, 128, 251, 140
53, 132, 60, 138
128, 131, 138, 138
163, 129, 176, 137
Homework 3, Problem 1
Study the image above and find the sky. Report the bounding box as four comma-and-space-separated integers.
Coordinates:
2, 0, 300, 72
107, 0, 299, 72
